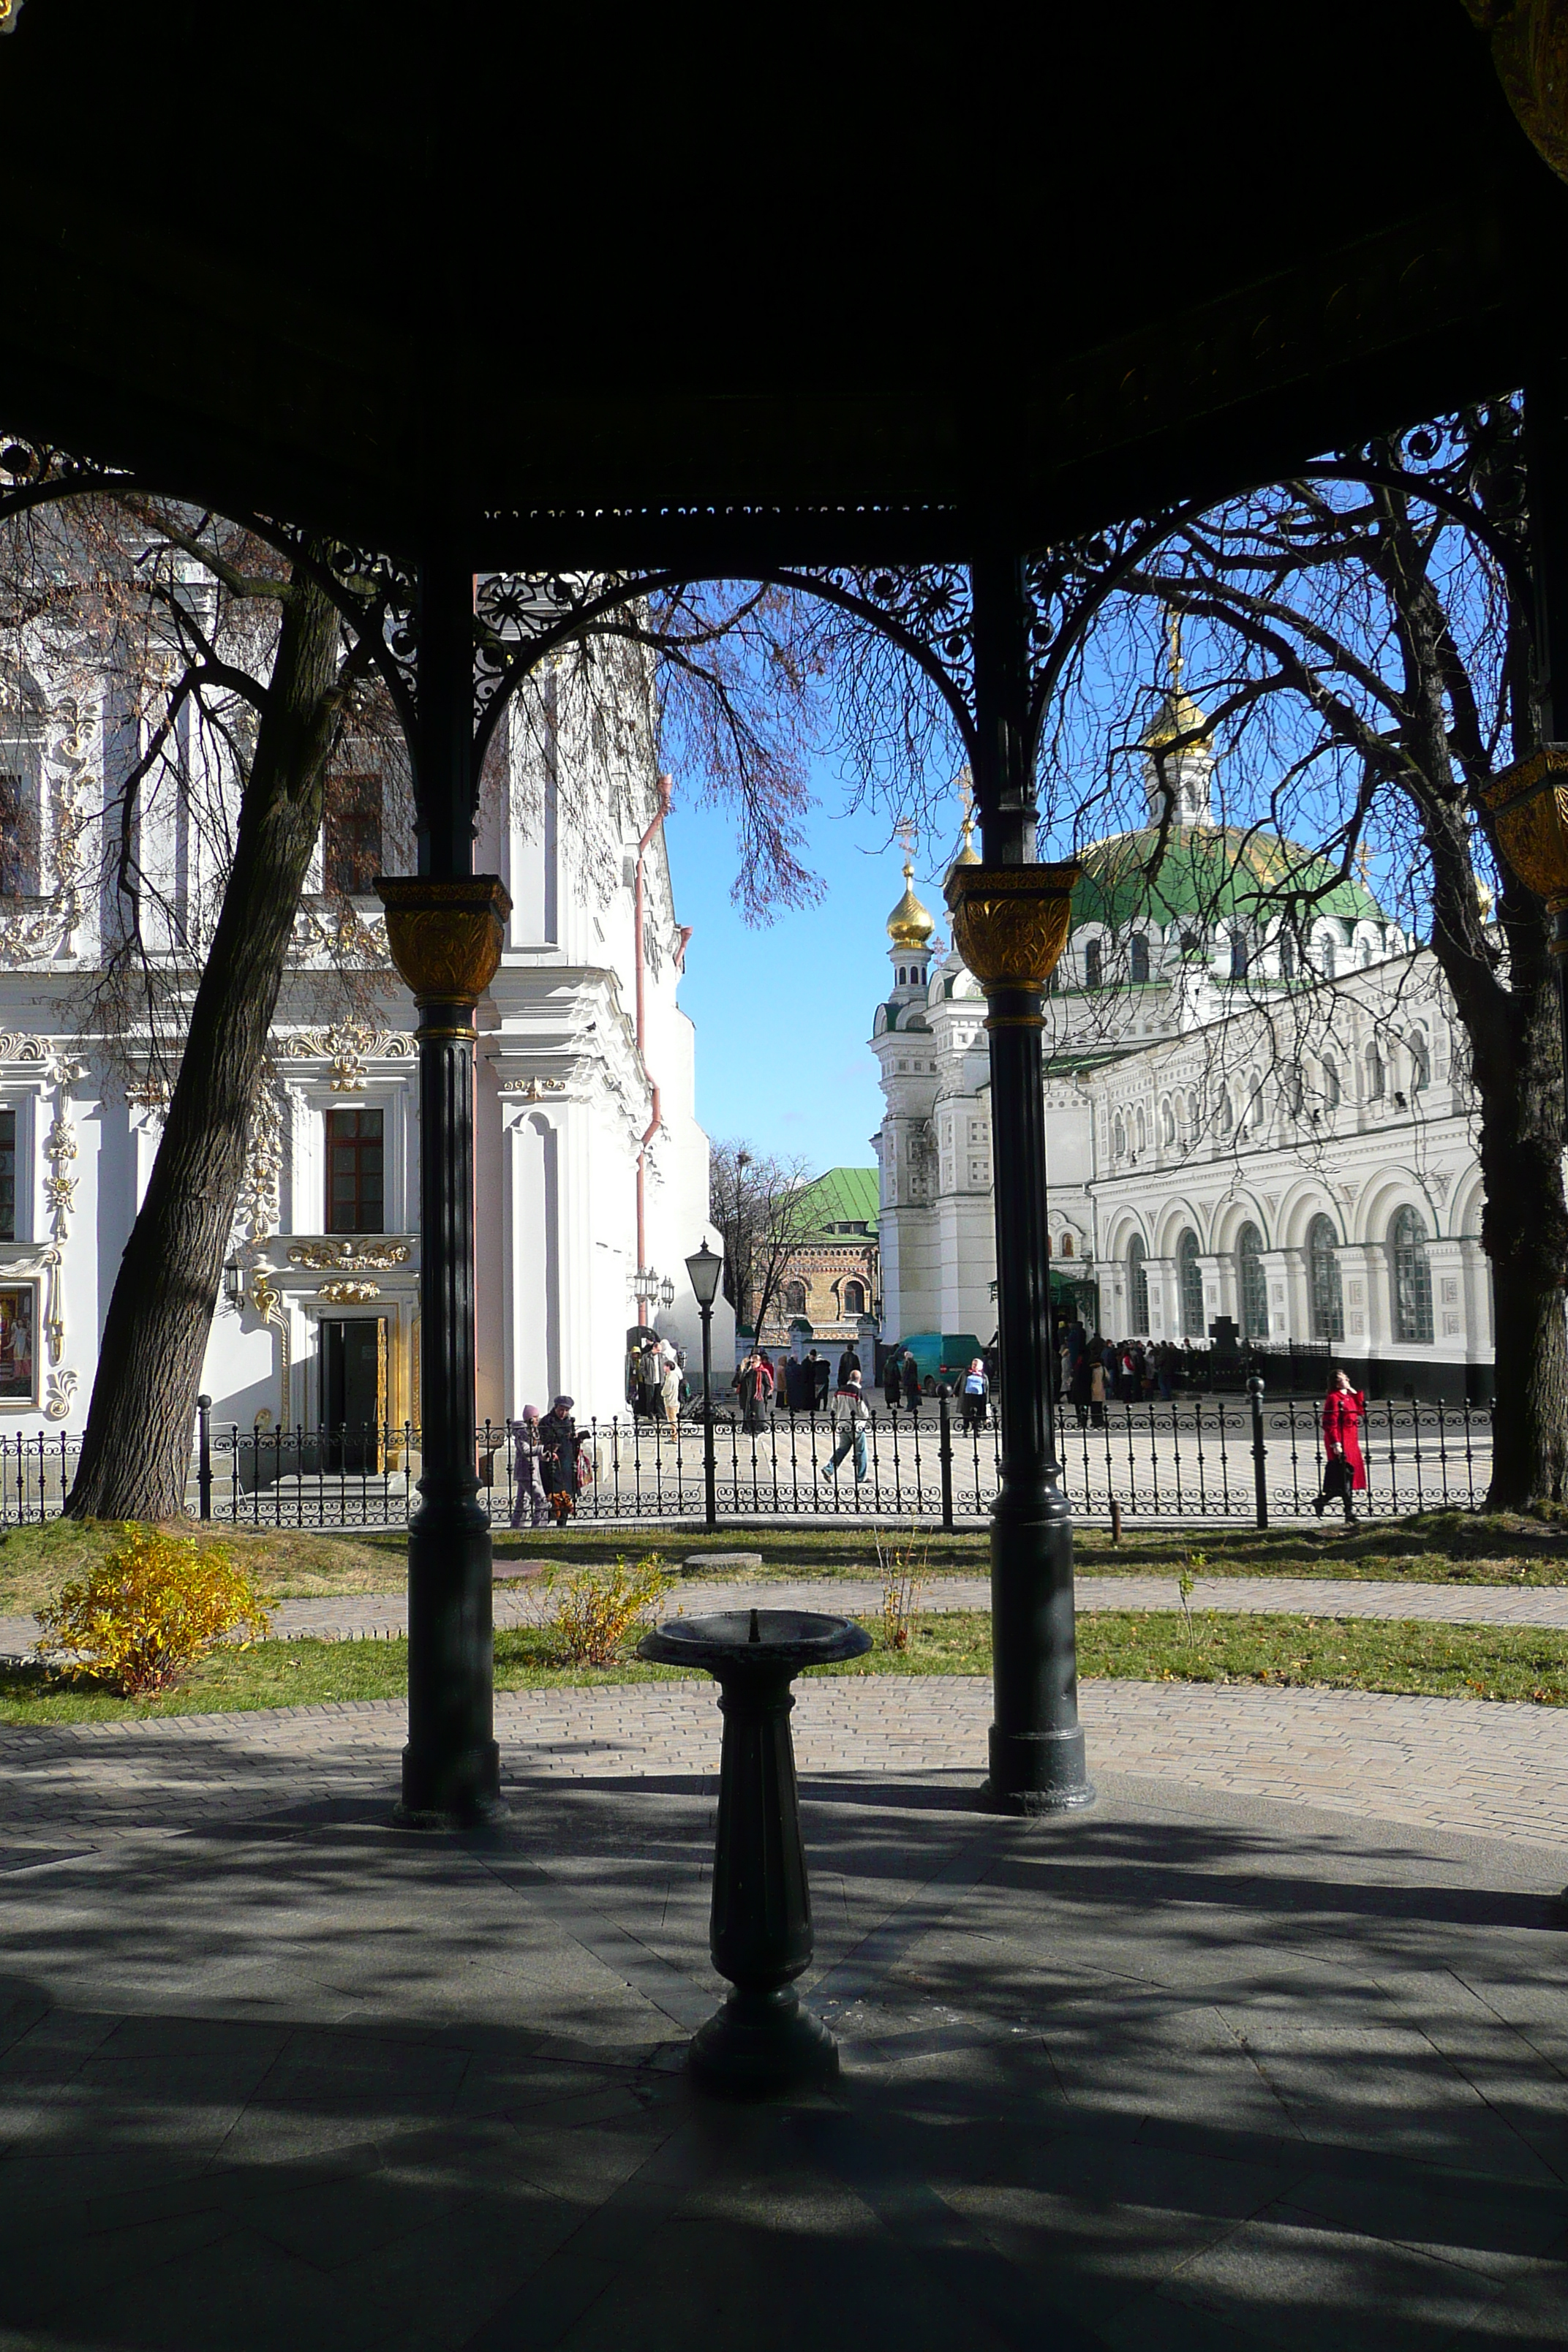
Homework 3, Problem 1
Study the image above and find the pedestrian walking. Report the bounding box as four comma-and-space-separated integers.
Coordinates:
902, 1349, 921, 1414
960, 1356, 989, 1435
508, 1404, 550, 1528
1068, 1349, 1093, 1428
826, 1369, 870, 1482
1089, 1356, 1107, 1428
1315, 1367, 1368, 1524
660, 1346, 682, 1440
883, 1352, 902, 1416
837, 1343, 860, 1387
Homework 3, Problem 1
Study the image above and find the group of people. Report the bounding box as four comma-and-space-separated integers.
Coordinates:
626, 1332, 685, 1437
1060, 1322, 1195, 1423
508, 1396, 593, 1528
734, 1343, 865, 1433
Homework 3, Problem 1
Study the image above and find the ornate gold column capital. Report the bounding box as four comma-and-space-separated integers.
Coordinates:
1464, 1, 1568, 182
943, 861, 1082, 994
1481, 744, 1568, 916
374, 875, 512, 1007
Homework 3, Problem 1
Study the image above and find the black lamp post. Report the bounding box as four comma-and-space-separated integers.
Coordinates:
686, 1239, 723, 1532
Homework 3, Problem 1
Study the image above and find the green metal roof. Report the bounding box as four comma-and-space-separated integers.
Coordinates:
795, 1166, 880, 1240
1071, 826, 1383, 932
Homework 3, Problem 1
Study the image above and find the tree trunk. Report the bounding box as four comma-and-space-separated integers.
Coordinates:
67, 569, 344, 1521
1479, 976, 1568, 1509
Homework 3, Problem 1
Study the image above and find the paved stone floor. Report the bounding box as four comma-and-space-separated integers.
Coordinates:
9, 1572, 1563, 1659
4, 1676, 1567, 1850
1, 1676, 1565, 2350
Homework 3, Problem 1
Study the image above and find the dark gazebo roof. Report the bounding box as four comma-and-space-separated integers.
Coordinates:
1, 3, 1563, 562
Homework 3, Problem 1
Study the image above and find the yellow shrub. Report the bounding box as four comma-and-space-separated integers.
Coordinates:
545, 1556, 668, 1667
37, 1525, 273, 1696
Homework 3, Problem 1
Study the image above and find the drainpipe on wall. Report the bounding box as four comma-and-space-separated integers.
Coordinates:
633, 773, 674, 1324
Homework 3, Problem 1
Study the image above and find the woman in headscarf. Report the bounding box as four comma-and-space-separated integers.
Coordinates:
538, 1395, 589, 1523
508, 1405, 550, 1529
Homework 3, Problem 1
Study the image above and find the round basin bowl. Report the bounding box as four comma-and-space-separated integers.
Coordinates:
638, 1607, 871, 1676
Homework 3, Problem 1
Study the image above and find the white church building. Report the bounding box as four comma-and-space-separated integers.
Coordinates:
874, 687, 1496, 1403
0, 623, 728, 1439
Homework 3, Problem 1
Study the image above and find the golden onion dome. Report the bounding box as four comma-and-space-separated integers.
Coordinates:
1143, 685, 1213, 753
886, 857, 935, 947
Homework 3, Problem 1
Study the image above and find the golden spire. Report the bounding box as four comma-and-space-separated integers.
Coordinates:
886, 821, 935, 947
950, 767, 980, 870
1143, 604, 1212, 752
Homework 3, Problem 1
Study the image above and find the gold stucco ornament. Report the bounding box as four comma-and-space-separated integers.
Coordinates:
1465, 1, 1568, 185
943, 861, 1082, 994
374, 875, 511, 1006
1481, 745, 1568, 938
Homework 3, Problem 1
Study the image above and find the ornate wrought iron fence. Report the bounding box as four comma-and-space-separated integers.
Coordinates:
0, 1398, 1496, 1533
196, 1395, 1493, 1531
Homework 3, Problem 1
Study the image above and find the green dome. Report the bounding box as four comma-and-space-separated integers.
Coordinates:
1070, 825, 1383, 933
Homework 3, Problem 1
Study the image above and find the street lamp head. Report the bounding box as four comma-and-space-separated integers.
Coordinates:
685, 1239, 723, 1308
659, 1275, 676, 1311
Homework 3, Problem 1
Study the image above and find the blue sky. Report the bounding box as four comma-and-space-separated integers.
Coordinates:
665, 755, 959, 1175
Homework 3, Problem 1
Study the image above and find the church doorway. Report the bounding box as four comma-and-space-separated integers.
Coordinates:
322, 1316, 387, 1470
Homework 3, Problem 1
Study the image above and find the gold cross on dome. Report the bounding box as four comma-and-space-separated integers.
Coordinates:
1167, 607, 1184, 687
894, 817, 918, 870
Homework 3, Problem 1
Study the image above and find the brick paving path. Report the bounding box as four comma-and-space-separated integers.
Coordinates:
7, 1569, 1561, 1656
2, 1675, 1565, 1851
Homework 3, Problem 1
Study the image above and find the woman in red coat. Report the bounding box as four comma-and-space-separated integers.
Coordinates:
1315, 1368, 1367, 1523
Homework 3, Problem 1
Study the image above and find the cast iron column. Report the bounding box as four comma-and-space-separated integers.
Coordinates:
375, 549, 510, 1823
700, 1300, 717, 1531
946, 550, 1094, 1813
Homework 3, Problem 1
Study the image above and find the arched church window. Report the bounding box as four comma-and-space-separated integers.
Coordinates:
1245, 1069, 1264, 1131
1135, 1106, 1147, 1153
843, 1280, 865, 1317
1323, 1057, 1341, 1111
1237, 1221, 1268, 1340
1128, 1235, 1149, 1334
1229, 927, 1249, 980
1408, 1026, 1431, 1092
1279, 930, 1296, 981
1177, 1230, 1205, 1338
1160, 1097, 1175, 1147
1365, 1043, 1384, 1101
1308, 1213, 1343, 1342
1112, 1110, 1126, 1158
1085, 937, 1103, 990
1131, 933, 1150, 984
1060, 1233, 1074, 1258
783, 1281, 808, 1318
1390, 1206, 1433, 1344
0, 680, 43, 900
1322, 936, 1337, 980
1217, 1088, 1235, 1137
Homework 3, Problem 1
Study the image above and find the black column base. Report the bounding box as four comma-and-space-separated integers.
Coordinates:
981, 1725, 1096, 1815
984, 1480, 1096, 1816
688, 1985, 840, 2098
396, 1507, 506, 1828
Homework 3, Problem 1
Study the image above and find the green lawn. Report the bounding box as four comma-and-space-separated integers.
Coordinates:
3, 1608, 1564, 1725
3, 1507, 1567, 1628
499, 1512, 1568, 1587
